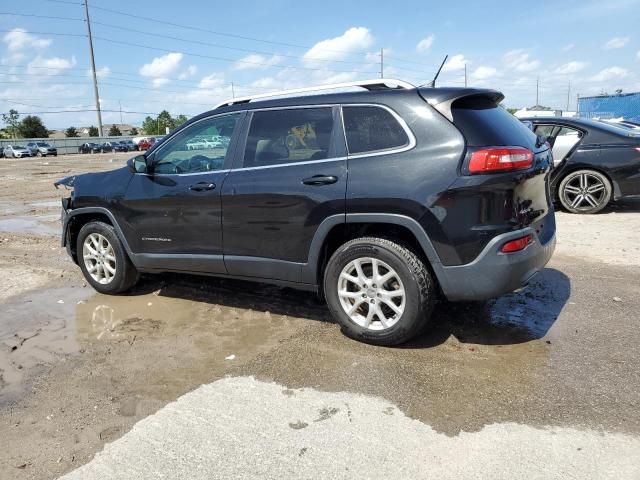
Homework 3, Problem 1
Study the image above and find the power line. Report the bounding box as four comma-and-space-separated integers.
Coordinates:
0, 12, 83, 21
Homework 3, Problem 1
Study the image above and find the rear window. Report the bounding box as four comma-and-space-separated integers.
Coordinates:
452, 97, 537, 147
342, 106, 409, 155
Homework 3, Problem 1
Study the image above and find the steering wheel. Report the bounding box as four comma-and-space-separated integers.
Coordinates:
188, 155, 211, 171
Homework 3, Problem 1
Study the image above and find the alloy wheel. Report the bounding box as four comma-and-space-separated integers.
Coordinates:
337, 257, 406, 331
83, 233, 117, 284
562, 172, 607, 212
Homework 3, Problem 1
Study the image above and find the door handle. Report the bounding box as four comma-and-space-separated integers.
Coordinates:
189, 182, 216, 192
302, 175, 338, 186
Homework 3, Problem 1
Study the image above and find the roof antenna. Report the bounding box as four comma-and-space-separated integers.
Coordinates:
427, 54, 448, 88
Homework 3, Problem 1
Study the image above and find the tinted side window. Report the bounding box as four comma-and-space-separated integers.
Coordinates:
153, 114, 240, 174
342, 106, 409, 155
243, 108, 334, 168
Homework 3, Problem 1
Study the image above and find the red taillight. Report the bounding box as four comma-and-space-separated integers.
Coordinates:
500, 234, 533, 253
469, 147, 534, 174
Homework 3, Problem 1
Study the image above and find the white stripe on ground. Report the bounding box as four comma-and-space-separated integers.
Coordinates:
60, 376, 640, 480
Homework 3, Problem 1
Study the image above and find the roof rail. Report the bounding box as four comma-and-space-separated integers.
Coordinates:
214, 78, 415, 109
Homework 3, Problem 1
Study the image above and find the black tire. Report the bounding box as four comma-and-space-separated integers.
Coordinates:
36, 151, 42, 157
324, 237, 436, 346
77, 221, 139, 294
558, 169, 612, 214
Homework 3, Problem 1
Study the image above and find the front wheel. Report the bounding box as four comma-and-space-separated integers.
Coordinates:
77, 221, 139, 294
559, 169, 612, 214
324, 237, 436, 346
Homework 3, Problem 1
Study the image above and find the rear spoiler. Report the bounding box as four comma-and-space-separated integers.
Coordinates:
418, 87, 504, 122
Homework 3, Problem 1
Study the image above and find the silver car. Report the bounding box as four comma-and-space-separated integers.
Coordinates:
3, 145, 32, 158
26, 142, 58, 157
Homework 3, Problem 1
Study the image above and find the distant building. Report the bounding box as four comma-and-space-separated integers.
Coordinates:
578, 92, 640, 122
48, 124, 139, 139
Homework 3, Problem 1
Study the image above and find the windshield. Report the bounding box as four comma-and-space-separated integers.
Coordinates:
36, 142, 49, 147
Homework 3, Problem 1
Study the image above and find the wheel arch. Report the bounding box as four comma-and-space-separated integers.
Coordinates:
303, 213, 445, 292
63, 207, 133, 263
555, 164, 620, 200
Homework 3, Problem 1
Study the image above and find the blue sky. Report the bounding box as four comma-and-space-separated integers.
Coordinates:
1, 0, 639, 129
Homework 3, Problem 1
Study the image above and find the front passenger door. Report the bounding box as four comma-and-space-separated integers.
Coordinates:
120, 113, 242, 273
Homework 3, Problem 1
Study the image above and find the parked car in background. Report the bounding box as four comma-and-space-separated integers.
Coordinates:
522, 117, 640, 213
103, 141, 128, 153
137, 137, 156, 151
56, 79, 556, 346
78, 143, 102, 154
119, 140, 137, 151
26, 142, 58, 157
3, 145, 32, 158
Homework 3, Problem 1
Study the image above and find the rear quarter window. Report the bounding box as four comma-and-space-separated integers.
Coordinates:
452, 97, 537, 147
342, 105, 409, 155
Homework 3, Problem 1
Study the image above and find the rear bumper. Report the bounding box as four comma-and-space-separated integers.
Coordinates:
437, 215, 556, 301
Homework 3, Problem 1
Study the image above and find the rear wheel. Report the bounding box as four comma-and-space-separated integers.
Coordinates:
324, 237, 435, 346
77, 221, 139, 294
559, 169, 611, 214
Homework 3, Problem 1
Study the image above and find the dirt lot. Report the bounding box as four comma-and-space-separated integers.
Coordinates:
1, 153, 639, 478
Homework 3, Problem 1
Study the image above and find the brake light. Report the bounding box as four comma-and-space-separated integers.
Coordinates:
469, 147, 534, 174
500, 234, 533, 253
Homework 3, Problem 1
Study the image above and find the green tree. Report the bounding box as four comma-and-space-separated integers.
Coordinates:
2, 109, 20, 139
506, 108, 518, 115
108, 124, 122, 136
65, 126, 79, 137
18, 115, 48, 138
141, 116, 158, 135
174, 114, 189, 127
156, 110, 174, 133
130, 127, 138, 136
88, 125, 99, 136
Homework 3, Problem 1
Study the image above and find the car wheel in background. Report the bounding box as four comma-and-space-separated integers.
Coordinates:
559, 169, 612, 214
324, 237, 436, 346
36, 151, 42, 157
77, 221, 139, 294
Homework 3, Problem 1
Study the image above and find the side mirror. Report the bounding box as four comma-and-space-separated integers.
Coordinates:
127, 155, 148, 174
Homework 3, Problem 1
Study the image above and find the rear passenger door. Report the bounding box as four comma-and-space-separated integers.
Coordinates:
221, 106, 346, 283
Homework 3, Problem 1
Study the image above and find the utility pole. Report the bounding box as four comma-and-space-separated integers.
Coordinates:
535, 76, 539, 107
566, 81, 571, 112
84, 0, 103, 136
576, 93, 580, 114
380, 48, 384, 79
119, 100, 123, 125
231, 82, 235, 98
464, 63, 467, 87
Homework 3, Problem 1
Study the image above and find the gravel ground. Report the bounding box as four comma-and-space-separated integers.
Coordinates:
0, 153, 639, 479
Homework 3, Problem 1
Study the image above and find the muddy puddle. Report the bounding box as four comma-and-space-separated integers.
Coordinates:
0, 215, 60, 236
0, 276, 319, 406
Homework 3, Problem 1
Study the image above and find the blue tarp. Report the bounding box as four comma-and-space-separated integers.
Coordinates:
578, 92, 640, 122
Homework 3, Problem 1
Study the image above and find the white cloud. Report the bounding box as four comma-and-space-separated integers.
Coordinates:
637, 50, 640, 60
27, 56, 76, 75
603, 37, 630, 49
590, 66, 629, 82
86, 66, 111, 78
416, 35, 435, 53
472, 66, 497, 80
561, 43, 575, 52
303, 27, 374, 64
139, 53, 183, 78
504, 49, 540, 72
152, 78, 171, 88
233, 54, 284, 71
555, 61, 588, 75
178, 65, 198, 80
198, 73, 225, 89
442, 54, 467, 72
3, 28, 52, 51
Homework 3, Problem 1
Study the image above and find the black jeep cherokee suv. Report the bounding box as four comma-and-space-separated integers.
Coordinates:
56, 80, 556, 345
